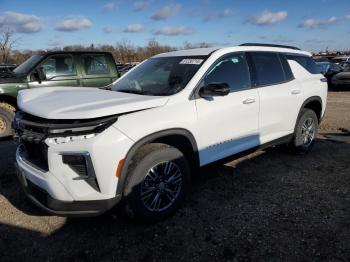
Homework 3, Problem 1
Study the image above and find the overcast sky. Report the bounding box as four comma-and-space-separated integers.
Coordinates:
1, 0, 350, 51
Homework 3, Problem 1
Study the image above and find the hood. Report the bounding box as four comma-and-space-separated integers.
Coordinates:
0, 72, 26, 84
333, 72, 350, 80
18, 87, 169, 119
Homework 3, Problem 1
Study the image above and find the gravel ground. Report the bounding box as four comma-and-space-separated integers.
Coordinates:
0, 91, 350, 262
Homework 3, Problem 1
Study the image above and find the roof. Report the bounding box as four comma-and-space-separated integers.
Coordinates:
39, 51, 113, 56
154, 47, 219, 57
153, 44, 310, 58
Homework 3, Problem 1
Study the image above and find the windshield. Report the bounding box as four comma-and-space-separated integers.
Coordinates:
111, 56, 207, 96
343, 64, 350, 72
316, 63, 330, 73
332, 58, 347, 64
13, 55, 43, 75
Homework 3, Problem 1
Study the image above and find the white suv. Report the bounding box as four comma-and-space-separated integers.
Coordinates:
14, 44, 327, 221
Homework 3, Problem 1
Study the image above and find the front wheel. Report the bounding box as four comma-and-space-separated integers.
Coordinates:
0, 107, 15, 138
288, 109, 319, 154
124, 143, 191, 223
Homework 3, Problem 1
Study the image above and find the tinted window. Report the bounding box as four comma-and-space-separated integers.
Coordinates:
250, 52, 285, 86
204, 53, 251, 92
286, 55, 319, 74
83, 54, 110, 75
279, 54, 294, 81
40, 55, 76, 78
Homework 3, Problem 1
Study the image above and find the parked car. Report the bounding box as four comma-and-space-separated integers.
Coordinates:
331, 62, 350, 88
313, 56, 330, 63
332, 56, 350, 64
14, 44, 327, 222
0, 64, 17, 73
0, 51, 119, 137
116, 63, 138, 74
315, 62, 342, 86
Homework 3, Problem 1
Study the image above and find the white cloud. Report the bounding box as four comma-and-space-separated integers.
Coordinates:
151, 4, 181, 20
103, 2, 116, 11
123, 24, 144, 33
248, 11, 288, 26
55, 16, 92, 32
133, 1, 149, 11
153, 26, 193, 36
299, 16, 345, 28
204, 8, 234, 22
103, 26, 115, 34
0, 11, 43, 33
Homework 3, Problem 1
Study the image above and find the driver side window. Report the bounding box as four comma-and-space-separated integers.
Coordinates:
39, 55, 76, 79
204, 53, 251, 92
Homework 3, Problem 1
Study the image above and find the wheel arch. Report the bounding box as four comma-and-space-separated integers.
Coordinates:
301, 96, 323, 122
0, 94, 17, 111
116, 128, 199, 196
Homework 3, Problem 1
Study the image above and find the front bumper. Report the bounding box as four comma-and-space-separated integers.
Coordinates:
16, 154, 121, 216
332, 80, 350, 88
15, 125, 134, 216
16, 165, 121, 216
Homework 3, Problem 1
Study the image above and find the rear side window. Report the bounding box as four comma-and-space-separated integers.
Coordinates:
204, 53, 251, 92
279, 54, 294, 81
83, 54, 110, 75
286, 55, 319, 74
249, 52, 285, 86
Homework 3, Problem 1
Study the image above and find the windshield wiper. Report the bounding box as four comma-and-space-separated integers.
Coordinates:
117, 89, 148, 95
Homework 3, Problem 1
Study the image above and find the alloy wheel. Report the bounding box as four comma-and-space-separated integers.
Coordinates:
301, 117, 315, 147
140, 161, 183, 212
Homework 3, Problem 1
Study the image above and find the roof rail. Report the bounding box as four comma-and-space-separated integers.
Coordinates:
240, 43, 301, 51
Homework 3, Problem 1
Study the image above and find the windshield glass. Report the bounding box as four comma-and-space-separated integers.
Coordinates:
13, 55, 43, 75
343, 64, 350, 72
111, 56, 207, 96
316, 63, 330, 73
332, 58, 346, 64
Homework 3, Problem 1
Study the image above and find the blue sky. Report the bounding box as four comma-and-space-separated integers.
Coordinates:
0, 0, 349, 51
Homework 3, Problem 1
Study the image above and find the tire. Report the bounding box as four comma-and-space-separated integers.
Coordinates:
288, 109, 319, 154
124, 143, 191, 223
0, 106, 15, 138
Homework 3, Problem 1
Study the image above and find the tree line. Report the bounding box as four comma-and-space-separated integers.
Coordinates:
0, 29, 211, 65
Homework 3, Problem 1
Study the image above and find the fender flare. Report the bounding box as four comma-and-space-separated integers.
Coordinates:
116, 128, 199, 196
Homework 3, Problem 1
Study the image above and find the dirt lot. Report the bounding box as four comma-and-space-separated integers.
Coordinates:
1, 91, 350, 262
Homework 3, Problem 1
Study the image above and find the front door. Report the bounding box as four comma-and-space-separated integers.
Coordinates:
28, 54, 80, 88
195, 52, 260, 165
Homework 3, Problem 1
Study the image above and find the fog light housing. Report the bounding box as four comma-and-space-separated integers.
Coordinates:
61, 152, 100, 192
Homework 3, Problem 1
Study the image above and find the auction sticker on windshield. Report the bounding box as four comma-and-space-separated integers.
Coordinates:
179, 59, 204, 65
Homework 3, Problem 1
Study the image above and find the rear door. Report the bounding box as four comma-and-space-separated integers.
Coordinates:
28, 54, 80, 88
248, 52, 301, 144
80, 53, 118, 87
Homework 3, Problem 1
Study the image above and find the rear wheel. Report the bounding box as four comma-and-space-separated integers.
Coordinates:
288, 109, 319, 154
124, 143, 190, 223
0, 106, 15, 138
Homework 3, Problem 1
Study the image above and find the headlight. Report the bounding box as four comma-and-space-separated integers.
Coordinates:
15, 111, 119, 144
47, 134, 96, 145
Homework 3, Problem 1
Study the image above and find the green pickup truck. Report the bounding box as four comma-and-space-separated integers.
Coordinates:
0, 51, 120, 137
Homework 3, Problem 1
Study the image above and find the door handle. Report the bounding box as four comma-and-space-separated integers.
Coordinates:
291, 90, 301, 95
243, 98, 256, 104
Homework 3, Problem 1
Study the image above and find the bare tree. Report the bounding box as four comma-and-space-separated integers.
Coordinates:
0, 28, 19, 64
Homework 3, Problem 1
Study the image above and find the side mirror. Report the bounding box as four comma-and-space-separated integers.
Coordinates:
32, 67, 46, 84
199, 83, 230, 98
